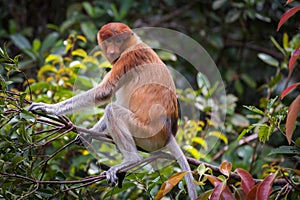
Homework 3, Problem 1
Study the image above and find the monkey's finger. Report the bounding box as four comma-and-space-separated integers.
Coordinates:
105, 169, 118, 186
28, 103, 47, 111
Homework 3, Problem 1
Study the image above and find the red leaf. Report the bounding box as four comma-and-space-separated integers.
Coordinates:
207, 175, 222, 186
277, 6, 300, 31
154, 171, 187, 200
220, 160, 232, 177
246, 184, 259, 200
210, 182, 235, 200
289, 44, 300, 71
210, 182, 223, 200
285, 0, 295, 5
256, 173, 277, 200
235, 168, 255, 195
280, 82, 300, 99
221, 184, 235, 200
286, 95, 300, 144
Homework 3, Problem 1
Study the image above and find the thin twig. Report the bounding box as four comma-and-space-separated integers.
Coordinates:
40, 126, 74, 146
276, 126, 300, 148
18, 182, 39, 200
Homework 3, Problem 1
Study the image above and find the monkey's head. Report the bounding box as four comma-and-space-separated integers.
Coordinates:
98, 22, 137, 64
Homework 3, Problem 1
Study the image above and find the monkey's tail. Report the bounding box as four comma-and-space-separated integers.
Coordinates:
168, 136, 198, 200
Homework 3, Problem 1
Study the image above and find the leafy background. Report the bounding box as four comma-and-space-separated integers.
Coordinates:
0, 0, 299, 199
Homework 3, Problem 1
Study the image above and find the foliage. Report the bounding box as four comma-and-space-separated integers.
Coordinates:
0, 0, 300, 199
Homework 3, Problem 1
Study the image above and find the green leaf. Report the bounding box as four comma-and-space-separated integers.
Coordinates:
82, 2, 94, 17
234, 79, 243, 95
75, 75, 93, 90
258, 53, 279, 67
33, 39, 41, 52
26, 82, 50, 93
270, 36, 285, 55
243, 105, 265, 116
268, 74, 282, 88
12, 155, 24, 166
238, 126, 254, 141
241, 74, 257, 88
119, 0, 133, 19
81, 22, 97, 42
225, 10, 241, 23
197, 72, 210, 89
40, 32, 59, 53
257, 124, 274, 143
212, 0, 227, 10
268, 146, 300, 155
283, 33, 289, 49
266, 96, 278, 111
10, 34, 36, 59
110, 4, 120, 20
10, 34, 32, 50
231, 114, 249, 127
104, 182, 136, 198
60, 18, 76, 33
157, 50, 177, 61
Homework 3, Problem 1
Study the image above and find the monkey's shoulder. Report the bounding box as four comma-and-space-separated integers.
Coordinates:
116, 42, 164, 71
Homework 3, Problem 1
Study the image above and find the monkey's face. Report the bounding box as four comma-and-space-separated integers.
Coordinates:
102, 34, 129, 63
98, 23, 132, 64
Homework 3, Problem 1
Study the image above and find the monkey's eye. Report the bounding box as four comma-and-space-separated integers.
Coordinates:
106, 39, 112, 43
115, 38, 122, 44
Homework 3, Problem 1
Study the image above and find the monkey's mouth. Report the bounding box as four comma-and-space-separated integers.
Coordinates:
108, 54, 121, 64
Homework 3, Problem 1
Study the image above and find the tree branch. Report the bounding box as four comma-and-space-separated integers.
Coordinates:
224, 39, 284, 60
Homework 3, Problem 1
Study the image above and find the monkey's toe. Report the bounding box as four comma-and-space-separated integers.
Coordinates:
105, 168, 118, 186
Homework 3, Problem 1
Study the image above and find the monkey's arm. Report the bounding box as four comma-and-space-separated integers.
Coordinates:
28, 72, 115, 115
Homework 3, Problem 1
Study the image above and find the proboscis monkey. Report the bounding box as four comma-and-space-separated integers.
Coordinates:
28, 22, 197, 199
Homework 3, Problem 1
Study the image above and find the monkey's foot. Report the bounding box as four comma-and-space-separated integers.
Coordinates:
103, 155, 142, 187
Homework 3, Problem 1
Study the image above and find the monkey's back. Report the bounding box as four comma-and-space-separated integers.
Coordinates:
112, 42, 178, 151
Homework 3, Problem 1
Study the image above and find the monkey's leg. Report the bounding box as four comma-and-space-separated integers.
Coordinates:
75, 116, 108, 146
104, 104, 143, 185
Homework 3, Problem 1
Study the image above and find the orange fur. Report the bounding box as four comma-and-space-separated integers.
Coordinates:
98, 23, 178, 151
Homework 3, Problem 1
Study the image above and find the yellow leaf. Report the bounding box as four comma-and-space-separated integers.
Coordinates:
99, 60, 112, 68
26, 78, 36, 84
72, 48, 87, 58
69, 61, 87, 70
37, 64, 57, 80
77, 35, 87, 43
93, 50, 102, 57
192, 137, 208, 150
65, 41, 72, 52
82, 150, 89, 155
83, 56, 99, 65
45, 54, 63, 63
208, 131, 228, 144
184, 145, 207, 160
155, 171, 187, 200
46, 76, 54, 83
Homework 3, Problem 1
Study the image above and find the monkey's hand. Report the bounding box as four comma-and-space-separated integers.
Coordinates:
28, 102, 59, 115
